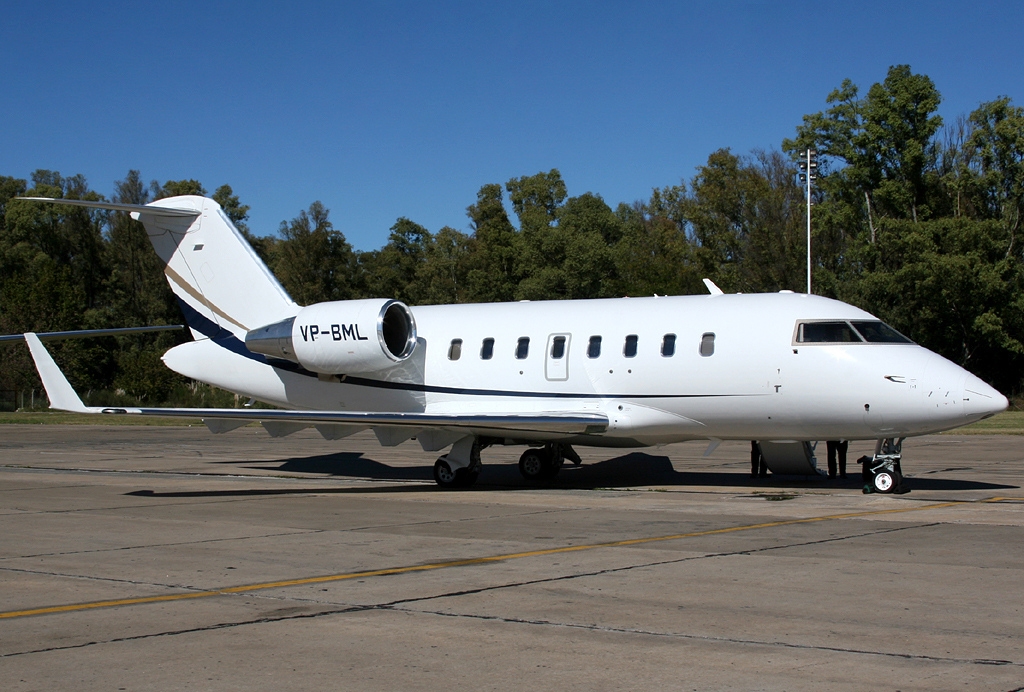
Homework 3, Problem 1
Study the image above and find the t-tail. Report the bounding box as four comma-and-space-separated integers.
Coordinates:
19, 195, 298, 341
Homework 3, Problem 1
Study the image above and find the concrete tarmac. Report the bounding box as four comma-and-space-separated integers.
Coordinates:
0, 425, 1022, 691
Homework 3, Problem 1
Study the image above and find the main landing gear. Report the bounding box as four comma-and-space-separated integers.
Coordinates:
431, 438, 582, 488
860, 437, 909, 494
518, 443, 579, 482
433, 438, 482, 489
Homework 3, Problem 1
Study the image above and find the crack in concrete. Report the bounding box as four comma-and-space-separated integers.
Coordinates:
0, 528, 323, 560
404, 607, 1020, 668
10, 520, 999, 670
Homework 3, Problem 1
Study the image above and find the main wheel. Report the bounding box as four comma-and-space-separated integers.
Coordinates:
519, 449, 546, 481
433, 458, 459, 488
541, 447, 564, 479
454, 465, 480, 488
873, 470, 895, 493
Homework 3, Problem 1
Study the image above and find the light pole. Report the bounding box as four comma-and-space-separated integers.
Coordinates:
798, 149, 817, 294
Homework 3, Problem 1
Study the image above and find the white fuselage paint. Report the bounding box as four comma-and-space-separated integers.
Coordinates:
163, 292, 1006, 447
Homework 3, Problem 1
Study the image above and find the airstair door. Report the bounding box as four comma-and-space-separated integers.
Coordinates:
545, 333, 570, 381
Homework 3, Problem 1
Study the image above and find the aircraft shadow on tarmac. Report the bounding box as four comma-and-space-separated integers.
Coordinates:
124, 452, 1018, 498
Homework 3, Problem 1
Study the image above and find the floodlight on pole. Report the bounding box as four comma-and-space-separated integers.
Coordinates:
797, 149, 817, 294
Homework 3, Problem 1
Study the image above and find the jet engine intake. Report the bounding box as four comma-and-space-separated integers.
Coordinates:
245, 298, 416, 374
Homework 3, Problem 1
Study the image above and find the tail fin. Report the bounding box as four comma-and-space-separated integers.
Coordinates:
20, 196, 297, 339
136, 196, 297, 339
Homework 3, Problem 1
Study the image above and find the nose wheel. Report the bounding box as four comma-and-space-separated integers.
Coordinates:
861, 437, 908, 494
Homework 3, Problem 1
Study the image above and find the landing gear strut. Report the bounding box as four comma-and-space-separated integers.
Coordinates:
518, 444, 566, 481
433, 438, 482, 489
861, 437, 909, 494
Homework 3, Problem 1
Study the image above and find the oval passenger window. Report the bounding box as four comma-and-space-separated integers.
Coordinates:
551, 336, 566, 359
699, 333, 715, 357
662, 334, 676, 357
624, 334, 638, 358
516, 337, 530, 359
448, 339, 463, 360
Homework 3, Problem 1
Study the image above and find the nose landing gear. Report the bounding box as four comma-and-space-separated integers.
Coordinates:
860, 437, 909, 494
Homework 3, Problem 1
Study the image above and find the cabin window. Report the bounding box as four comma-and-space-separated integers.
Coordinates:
550, 336, 566, 359
624, 334, 638, 358
849, 321, 914, 344
480, 337, 495, 360
797, 321, 863, 343
448, 339, 463, 360
699, 332, 715, 357
515, 337, 530, 359
661, 333, 676, 357
587, 335, 602, 358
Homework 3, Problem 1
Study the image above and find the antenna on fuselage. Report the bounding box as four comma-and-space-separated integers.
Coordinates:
702, 278, 724, 296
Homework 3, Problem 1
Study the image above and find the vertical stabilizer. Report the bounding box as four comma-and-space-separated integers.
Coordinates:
17, 196, 299, 341
134, 196, 297, 339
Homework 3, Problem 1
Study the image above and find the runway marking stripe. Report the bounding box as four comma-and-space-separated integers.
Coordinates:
0, 498, 1010, 620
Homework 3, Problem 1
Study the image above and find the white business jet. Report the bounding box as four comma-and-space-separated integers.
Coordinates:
16, 195, 1007, 492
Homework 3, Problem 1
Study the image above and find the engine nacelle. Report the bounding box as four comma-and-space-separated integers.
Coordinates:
245, 298, 417, 374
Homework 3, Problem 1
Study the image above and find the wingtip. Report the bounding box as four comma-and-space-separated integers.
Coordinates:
23, 333, 90, 413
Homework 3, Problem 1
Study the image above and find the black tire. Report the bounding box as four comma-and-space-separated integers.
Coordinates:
454, 466, 480, 488
519, 449, 546, 481
433, 458, 459, 488
873, 470, 895, 493
541, 450, 563, 479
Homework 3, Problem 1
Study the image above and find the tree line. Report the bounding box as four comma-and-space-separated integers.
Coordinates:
2, 64, 1023, 406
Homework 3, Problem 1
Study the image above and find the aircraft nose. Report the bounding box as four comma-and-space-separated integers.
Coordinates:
962, 372, 1008, 421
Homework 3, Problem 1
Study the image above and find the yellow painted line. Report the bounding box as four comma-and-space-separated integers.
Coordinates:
0, 499, 995, 620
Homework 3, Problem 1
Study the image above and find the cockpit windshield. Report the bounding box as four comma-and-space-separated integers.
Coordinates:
795, 320, 913, 344
849, 321, 913, 343
796, 321, 862, 343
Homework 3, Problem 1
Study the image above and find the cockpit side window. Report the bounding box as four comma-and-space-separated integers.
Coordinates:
796, 321, 863, 343
850, 321, 914, 344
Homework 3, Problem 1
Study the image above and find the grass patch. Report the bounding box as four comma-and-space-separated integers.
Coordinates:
0, 411, 203, 426
944, 411, 1024, 435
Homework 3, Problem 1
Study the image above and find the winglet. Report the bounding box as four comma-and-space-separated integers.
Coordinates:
702, 278, 724, 296
23, 333, 90, 413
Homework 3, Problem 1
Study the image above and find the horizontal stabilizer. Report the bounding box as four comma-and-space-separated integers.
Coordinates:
18, 197, 200, 218
0, 325, 183, 345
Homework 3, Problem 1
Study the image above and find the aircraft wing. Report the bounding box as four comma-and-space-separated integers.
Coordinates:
23, 332, 608, 437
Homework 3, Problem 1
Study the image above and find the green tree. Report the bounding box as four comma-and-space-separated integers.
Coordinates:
274, 201, 355, 305
842, 218, 1024, 392
554, 192, 619, 299
465, 183, 518, 302
358, 217, 432, 303
157, 179, 206, 198
784, 65, 944, 238
506, 169, 568, 300
418, 226, 473, 304
967, 98, 1024, 246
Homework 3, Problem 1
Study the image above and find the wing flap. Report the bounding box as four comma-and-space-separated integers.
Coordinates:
105, 406, 609, 435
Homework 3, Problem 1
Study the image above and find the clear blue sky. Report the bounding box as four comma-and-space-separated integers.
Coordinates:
3, 1, 1022, 250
